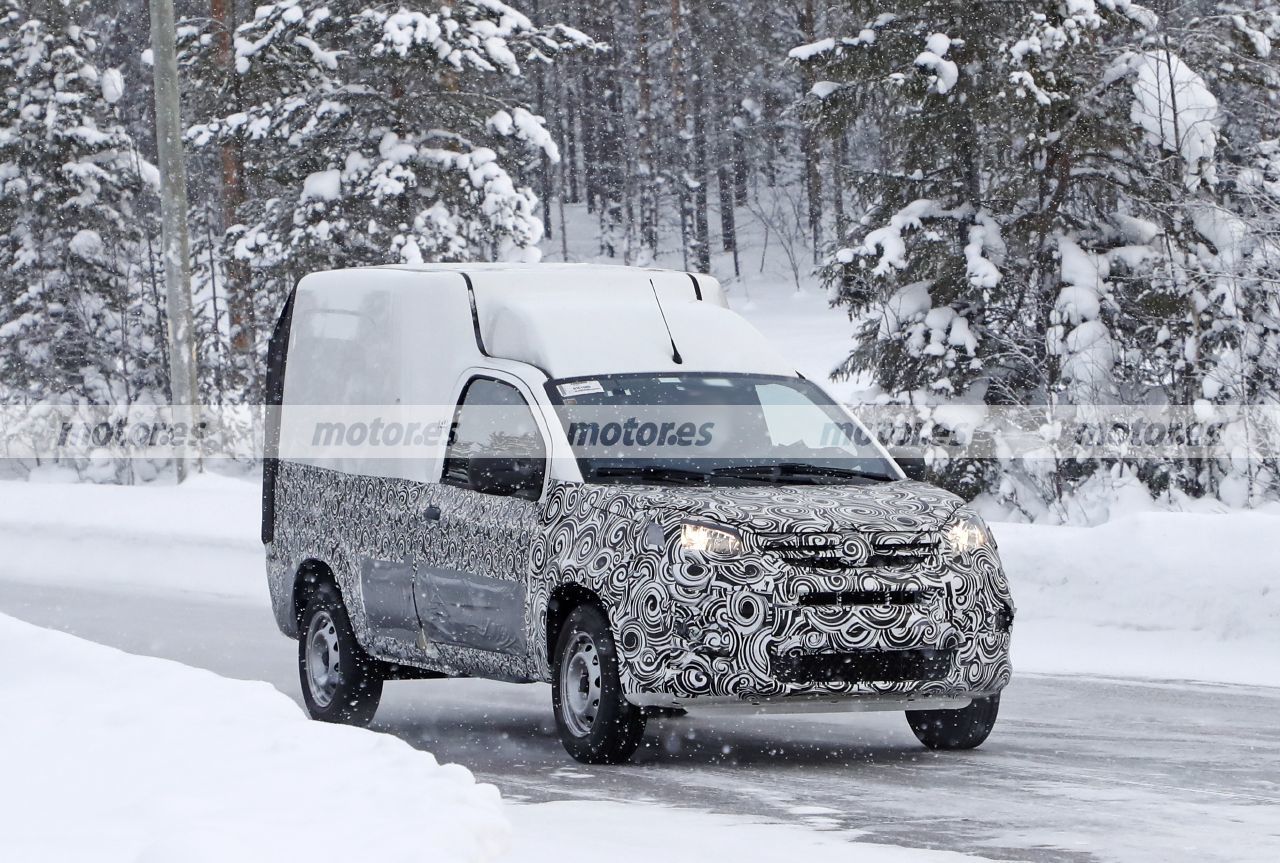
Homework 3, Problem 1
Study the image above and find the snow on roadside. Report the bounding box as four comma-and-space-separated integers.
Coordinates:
998, 512, 1280, 687
0, 472, 265, 603
1, 476, 1276, 688
0, 611, 508, 863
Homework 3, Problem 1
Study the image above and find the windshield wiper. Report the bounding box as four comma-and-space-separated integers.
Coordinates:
712, 463, 894, 484
589, 465, 714, 485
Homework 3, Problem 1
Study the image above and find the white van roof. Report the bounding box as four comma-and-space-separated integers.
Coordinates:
290, 259, 793, 381
299, 264, 795, 382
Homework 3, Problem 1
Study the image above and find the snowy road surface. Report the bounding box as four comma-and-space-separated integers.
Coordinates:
2, 578, 1277, 863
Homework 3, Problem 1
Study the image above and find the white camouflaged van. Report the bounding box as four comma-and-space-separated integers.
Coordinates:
262, 263, 1013, 764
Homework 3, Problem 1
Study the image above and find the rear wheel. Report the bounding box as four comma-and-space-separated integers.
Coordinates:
552, 604, 647, 764
906, 694, 1000, 750
298, 582, 383, 727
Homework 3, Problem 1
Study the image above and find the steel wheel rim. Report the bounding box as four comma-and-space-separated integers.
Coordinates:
559, 631, 602, 738
305, 610, 341, 708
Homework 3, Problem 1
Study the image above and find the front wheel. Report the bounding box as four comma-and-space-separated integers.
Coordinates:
906, 694, 1000, 750
552, 604, 647, 764
298, 582, 383, 726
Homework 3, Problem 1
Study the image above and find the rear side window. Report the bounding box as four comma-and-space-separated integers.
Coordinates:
443, 378, 547, 499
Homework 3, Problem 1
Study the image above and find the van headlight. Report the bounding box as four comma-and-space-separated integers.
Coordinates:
680, 521, 743, 556
944, 509, 994, 554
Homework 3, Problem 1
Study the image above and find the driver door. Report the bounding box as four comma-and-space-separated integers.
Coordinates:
414, 375, 547, 679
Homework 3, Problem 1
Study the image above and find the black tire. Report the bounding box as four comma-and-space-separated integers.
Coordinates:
906, 694, 1000, 750
298, 582, 383, 727
552, 604, 647, 764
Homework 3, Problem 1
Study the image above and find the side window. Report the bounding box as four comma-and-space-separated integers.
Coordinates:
443, 378, 547, 500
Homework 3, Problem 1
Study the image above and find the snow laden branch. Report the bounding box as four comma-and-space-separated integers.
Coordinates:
182, 0, 599, 277
1105, 48, 1220, 191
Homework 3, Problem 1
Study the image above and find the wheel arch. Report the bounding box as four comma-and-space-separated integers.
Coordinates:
292, 557, 340, 630
545, 582, 606, 669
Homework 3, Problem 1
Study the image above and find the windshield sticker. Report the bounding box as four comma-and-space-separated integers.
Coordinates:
558, 380, 606, 397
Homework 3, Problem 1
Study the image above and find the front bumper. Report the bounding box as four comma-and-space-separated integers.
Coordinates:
627, 688, 985, 714
614, 527, 1014, 703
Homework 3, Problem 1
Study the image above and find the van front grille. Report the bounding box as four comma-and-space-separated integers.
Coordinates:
759, 532, 937, 572
796, 588, 933, 608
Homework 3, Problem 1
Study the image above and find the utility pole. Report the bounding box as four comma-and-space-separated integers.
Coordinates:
149, 0, 199, 482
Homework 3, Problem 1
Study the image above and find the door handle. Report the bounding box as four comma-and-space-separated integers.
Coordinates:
425, 504, 442, 522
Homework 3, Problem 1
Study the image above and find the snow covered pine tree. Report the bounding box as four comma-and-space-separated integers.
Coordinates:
0, 0, 166, 482
796, 1, 1279, 516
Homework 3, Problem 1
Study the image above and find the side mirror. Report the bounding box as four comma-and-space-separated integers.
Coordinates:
466, 456, 543, 498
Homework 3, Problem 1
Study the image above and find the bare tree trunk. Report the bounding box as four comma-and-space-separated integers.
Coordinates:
733, 118, 749, 206
210, 0, 253, 386
579, 64, 598, 215
635, 0, 659, 256
799, 0, 822, 263
538, 69, 553, 240
831, 128, 847, 242
533, 0, 553, 240
560, 73, 580, 204
204, 208, 229, 401
149, 0, 199, 481
690, 21, 711, 274
714, 87, 740, 275
670, 0, 693, 271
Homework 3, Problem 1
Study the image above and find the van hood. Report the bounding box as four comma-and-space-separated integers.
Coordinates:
587, 480, 965, 535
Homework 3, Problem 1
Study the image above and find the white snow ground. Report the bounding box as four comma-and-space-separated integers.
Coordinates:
0, 608, 986, 863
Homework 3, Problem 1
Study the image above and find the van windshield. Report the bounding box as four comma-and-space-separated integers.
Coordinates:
544, 374, 898, 486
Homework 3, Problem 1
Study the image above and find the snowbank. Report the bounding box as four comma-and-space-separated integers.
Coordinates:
0, 611, 508, 863
998, 511, 1280, 687
0, 471, 264, 602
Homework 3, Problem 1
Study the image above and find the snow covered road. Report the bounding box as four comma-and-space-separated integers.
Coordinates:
2, 577, 1277, 863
